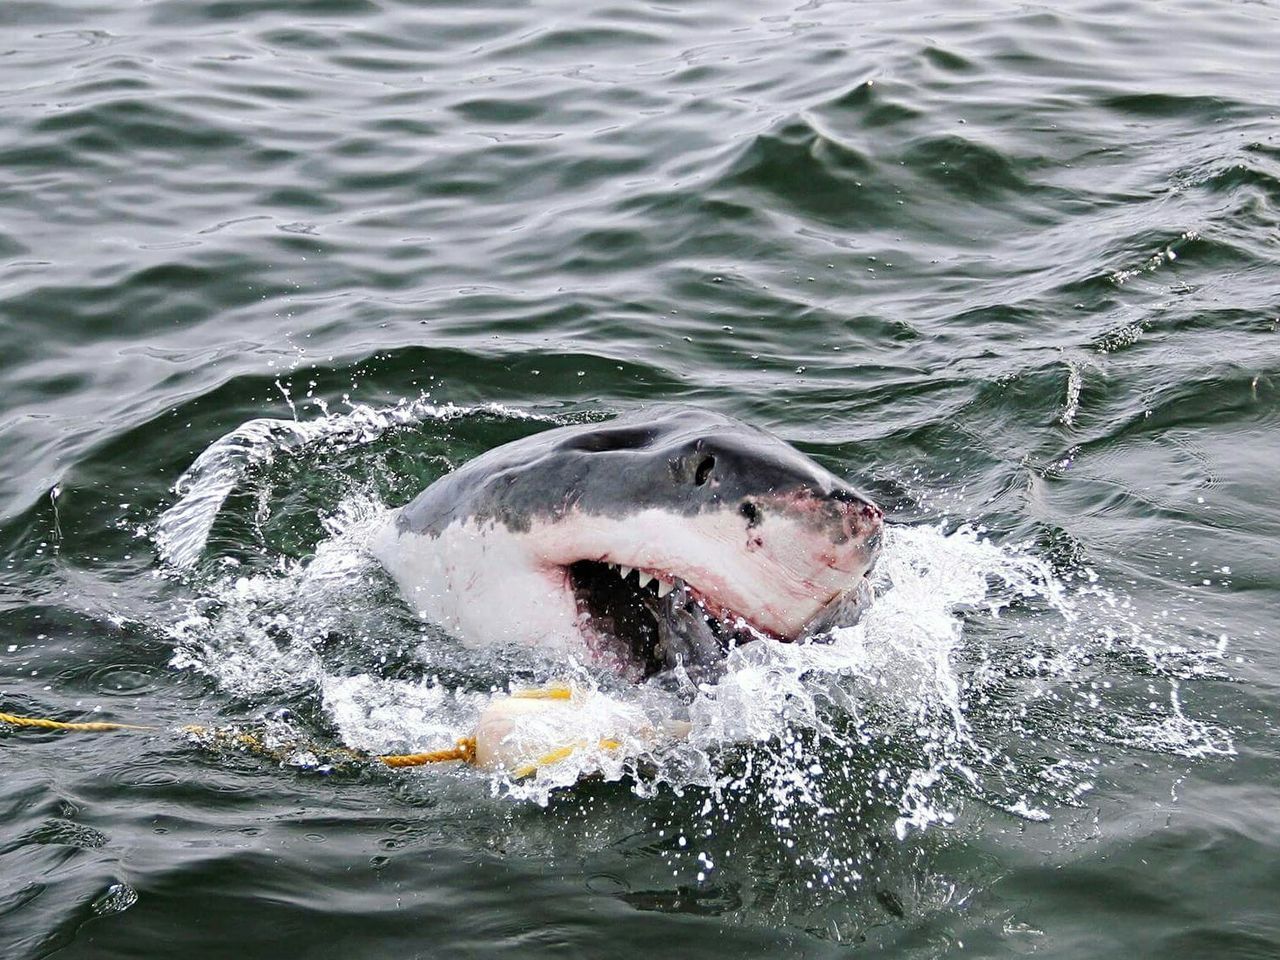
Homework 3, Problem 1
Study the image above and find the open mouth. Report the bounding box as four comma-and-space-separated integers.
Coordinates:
568, 560, 772, 680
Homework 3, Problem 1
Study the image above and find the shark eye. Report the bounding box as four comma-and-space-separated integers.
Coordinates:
694, 455, 715, 486
739, 501, 761, 526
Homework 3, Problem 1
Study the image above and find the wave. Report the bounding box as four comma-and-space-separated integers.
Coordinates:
153, 396, 554, 569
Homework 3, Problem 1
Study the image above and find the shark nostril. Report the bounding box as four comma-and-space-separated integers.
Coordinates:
830, 487, 883, 524
694, 455, 715, 486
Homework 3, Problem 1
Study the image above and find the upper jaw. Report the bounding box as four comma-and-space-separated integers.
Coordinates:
573, 555, 871, 643
534, 504, 881, 647
569, 560, 876, 684
580, 557, 793, 637
598, 561, 681, 600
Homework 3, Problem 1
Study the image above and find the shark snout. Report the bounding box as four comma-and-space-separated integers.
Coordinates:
845, 494, 884, 553
824, 484, 883, 539
811, 486, 884, 579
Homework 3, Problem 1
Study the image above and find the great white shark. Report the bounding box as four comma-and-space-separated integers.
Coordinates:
372, 406, 883, 680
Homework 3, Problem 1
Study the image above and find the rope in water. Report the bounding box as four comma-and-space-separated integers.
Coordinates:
181, 724, 484, 769
1, 684, 598, 776
0, 711, 152, 733
380, 738, 477, 768
0, 709, 476, 768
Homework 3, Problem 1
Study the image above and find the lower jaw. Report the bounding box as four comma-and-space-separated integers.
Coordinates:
795, 575, 874, 642
569, 580, 747, 680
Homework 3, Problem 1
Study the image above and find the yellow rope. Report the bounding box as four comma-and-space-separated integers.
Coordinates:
180, 724, 470, 769
8, 713, 493, 772
379, 737, 477, 768
0, 711, 151, 733
2, 685, 603, 777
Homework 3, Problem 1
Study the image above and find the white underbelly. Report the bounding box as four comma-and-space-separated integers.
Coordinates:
370, 514, 583, 655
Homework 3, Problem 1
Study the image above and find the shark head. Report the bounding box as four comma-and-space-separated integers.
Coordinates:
373, 406, 883, 679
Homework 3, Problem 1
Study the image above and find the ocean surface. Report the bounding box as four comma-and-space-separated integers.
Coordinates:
2, 0, 1278, 957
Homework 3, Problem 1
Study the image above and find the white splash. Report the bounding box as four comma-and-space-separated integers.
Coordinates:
1060, 360, 1084, 426
1109, 229, 1199, 285
167, 493, 393, 694
322, 673, 490, 757
154, 397, 553, 569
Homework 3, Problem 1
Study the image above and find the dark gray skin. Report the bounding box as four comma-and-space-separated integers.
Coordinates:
397, 405, 882, 544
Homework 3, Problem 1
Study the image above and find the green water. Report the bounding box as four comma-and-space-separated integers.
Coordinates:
2, 0, 1278, 957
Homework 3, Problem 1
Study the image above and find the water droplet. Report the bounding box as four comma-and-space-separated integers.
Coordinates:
91, 883, 138, 917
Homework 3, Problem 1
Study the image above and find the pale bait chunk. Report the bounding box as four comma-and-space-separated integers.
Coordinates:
472, 686, 690, 777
